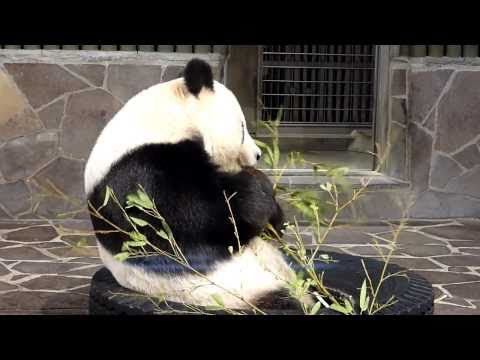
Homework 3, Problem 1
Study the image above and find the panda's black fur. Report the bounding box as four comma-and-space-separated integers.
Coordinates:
89, 136, 285, 275
183, 58, 215, 96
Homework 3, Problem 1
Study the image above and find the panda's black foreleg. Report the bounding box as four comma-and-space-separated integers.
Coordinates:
218, 167, 285, 244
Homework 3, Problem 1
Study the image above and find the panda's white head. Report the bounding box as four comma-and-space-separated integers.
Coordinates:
181, 59, 261, 172
85, 59, 261, 195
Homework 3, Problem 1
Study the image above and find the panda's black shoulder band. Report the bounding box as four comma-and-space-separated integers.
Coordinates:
183, 58, 214, 96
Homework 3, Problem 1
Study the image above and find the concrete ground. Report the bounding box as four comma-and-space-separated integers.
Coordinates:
0, 218, 479, 315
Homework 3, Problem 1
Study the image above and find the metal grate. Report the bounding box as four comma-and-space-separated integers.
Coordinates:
259, 45, 377, 127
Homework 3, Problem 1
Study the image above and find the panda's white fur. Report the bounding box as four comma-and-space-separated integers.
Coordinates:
85, 67, 302, 310
98, 237, 296, 309
85, 78, 259, 196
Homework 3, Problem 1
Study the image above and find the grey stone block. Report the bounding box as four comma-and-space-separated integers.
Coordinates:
445, 165, 480, 198
391, 69, 406, 96
61, 89, 123, 160
0, 69, 44, 142
410, 123, 433, 192
423, 108, 436, 132
388, 122, 407, 179
65, 64, 105, 87
410, 190, 480, 218
0, 132, 58, 182
106, 64, 163, 102
391, 97, 407, 124
436, 71, 480, 153
3, 225, 57, 242
430, 153, 463, 189
31, 157, 86, 219
409, 70, 452, 124
4, 63, 89, 108
37, 98, 65, 130
162, 65, 184, 82
0, 181, 31, 216
452, 144, 480, 169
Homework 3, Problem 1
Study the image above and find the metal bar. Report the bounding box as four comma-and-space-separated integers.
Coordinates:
263, 52, 374, 57
263, 107, 373, 111
262, 94, 373, 97
262, 79, 373, 84
334, 45, 343, 123
264, 64, 375, 70
278, 122, 372, 127
342, 45, 352, 123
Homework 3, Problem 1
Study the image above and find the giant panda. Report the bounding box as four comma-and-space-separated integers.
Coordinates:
85, 58, 306, 310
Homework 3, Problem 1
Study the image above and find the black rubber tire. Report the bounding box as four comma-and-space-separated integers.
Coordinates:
89, 251, 434, 315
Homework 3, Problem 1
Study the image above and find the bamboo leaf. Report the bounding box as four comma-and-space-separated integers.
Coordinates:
360, 279, 368, 312
329, 303, 350, 315
129, 231, 147, 242
156, 229, 169, 240
114, 252, 130, 261
211, 294, 225, 308
310, 301, 322, 315
103, 186, 112, 207
130, 217, 149, 227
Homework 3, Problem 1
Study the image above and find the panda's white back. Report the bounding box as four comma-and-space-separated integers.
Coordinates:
84, 77, 247, 196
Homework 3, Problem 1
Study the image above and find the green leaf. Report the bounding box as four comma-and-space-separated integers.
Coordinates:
275, 108, 284, 122
320, 182, 333, 192
360, 279, 369, 312
129, 231, 147, 242
103, 186, 112, 207
254, 139, 269, 149
156, 229, 169, 240
310, 301, 321, 315
114, 252, 130, 261
326, 166, 350, 178
329, 303, 350, 315
205, 305, 224, 312
137, 189, 154, 209
130, 217, 149, 227
211, 294, 225, 308
344, 299, 354, 314
126, 189, 154, 210
124, 240, 147, 248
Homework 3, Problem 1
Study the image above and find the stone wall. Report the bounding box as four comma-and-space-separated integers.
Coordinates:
0, 50, 224, 220
1, 50, 479, 221
391, 58, 480, 218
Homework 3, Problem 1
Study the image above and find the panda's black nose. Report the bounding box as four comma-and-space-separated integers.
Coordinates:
256, 153, 261, 161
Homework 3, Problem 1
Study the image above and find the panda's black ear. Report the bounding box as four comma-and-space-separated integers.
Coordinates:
183, 58, 214, 97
